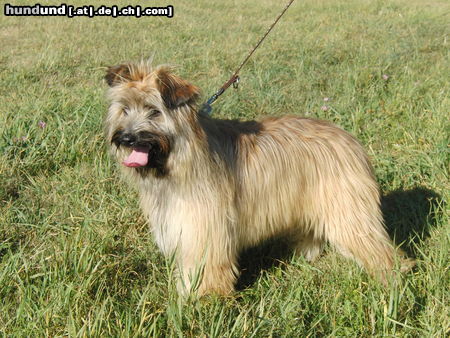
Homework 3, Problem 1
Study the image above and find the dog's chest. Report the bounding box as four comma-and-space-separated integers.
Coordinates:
138, 181, 188, 256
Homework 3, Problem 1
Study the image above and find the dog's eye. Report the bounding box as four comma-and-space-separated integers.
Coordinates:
148, 109, 161, 119
122, 108, 130, 116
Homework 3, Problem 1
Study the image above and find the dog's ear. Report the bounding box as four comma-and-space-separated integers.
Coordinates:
105, 64, 132, 87
155, 67, 200, 109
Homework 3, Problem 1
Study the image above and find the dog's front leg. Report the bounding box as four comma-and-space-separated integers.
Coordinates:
177, 247, 239, 297
175, 210, 239, 297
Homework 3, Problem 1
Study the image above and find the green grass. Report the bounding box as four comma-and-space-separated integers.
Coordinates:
1, 0, 449, 335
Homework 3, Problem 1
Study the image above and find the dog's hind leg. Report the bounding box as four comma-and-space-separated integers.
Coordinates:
320, 184, 398, 282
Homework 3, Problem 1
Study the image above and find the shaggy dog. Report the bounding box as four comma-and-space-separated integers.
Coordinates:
104, 61, 412, 295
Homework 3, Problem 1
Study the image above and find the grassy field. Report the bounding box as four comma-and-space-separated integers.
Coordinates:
1, 0, 449, 335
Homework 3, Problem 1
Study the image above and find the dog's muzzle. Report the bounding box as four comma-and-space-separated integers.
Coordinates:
110, 129, 172, 173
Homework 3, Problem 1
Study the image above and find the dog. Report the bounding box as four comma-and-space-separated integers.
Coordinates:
104, 60, 413, 296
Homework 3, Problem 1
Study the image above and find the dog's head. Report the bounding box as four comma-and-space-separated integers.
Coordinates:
104, 61, 200, 176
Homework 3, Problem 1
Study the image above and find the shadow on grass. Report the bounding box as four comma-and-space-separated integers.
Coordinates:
236, 234, 295, 291
382, 186, 443, 258
236, 186, 444, 291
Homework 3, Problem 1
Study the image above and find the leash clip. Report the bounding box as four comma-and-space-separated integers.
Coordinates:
233, 75, 240, 89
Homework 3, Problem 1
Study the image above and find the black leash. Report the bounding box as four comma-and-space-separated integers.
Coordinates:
199, 0, 296, 116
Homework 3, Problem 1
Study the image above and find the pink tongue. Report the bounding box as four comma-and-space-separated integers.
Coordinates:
123, 148, 149, 167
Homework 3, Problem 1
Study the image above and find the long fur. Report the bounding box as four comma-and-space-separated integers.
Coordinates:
104, 61, 413, 295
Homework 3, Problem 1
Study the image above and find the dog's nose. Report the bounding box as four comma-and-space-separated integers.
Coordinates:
120, 133, 137, 147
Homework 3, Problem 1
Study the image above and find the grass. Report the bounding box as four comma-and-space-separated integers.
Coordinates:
0, 0, 448, 335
